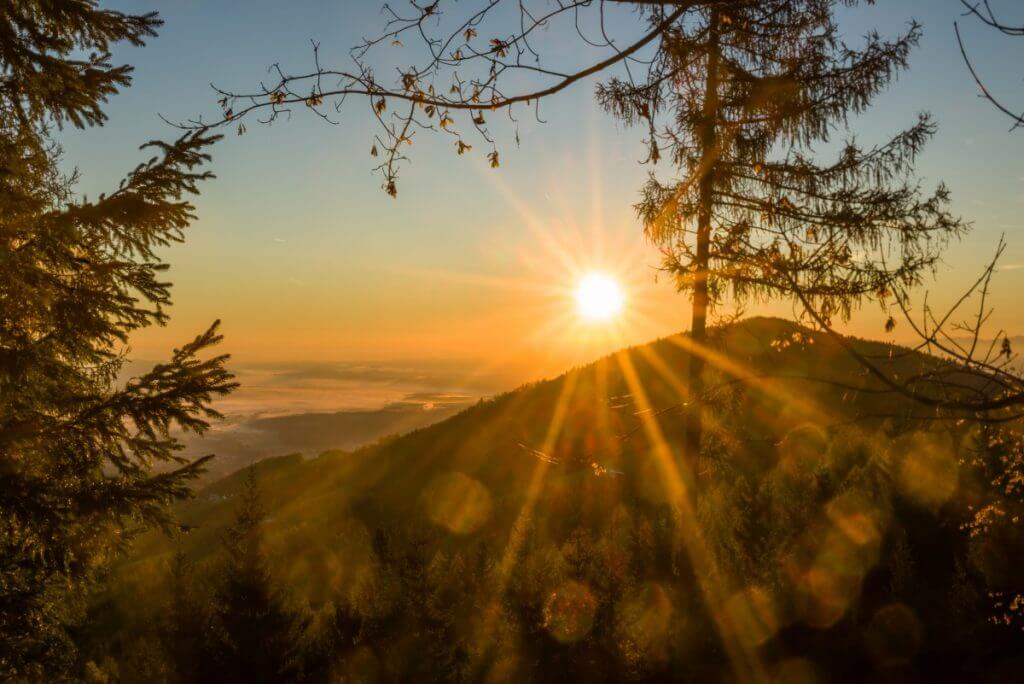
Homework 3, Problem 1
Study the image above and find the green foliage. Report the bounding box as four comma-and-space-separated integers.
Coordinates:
0, 2, 235, 677
595, 2, 967, 454
0, 1, 161, 129
600, 2, 964, 322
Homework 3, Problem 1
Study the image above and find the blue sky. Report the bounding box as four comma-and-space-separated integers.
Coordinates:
59, 1, 1024, 379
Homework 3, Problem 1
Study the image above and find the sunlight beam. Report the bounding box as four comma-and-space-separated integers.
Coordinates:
471, 369, 581, 677
614, 350, 768, 684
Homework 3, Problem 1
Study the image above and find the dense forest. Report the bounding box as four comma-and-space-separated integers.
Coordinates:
79, 319, 1024, 681
2, 1, 1024, 682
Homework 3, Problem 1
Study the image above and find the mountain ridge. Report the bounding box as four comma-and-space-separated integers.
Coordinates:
129, 315, 947, 561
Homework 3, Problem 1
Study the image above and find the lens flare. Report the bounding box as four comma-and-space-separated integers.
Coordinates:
543, 580, 598, 643
864, 604, 922, 666
575, 272, 624, 322
423, 471, 493, 534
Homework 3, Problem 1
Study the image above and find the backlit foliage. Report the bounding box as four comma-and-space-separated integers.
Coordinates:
0, 2, 235, 677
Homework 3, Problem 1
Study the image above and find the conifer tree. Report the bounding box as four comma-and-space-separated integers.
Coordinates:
0, 1, 161, 132
0, 3, 234, 677
162, 552, 212, 683
599, 1, 965, 456
208, 469, 304, 683
302, 601, 364, 683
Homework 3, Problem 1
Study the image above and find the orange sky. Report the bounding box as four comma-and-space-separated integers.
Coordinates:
66, 0, 1023, 386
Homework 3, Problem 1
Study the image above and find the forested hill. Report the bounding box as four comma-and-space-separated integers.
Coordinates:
90, 317, 1024, 682
126, 316, 932, 556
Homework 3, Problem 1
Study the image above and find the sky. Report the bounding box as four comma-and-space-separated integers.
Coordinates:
60, 0, 1024, 384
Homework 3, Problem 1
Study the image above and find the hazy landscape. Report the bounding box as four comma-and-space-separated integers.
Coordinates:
140, 361, 510, 481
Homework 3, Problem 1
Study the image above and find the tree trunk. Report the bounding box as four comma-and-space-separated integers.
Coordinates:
685, 9, 721, 464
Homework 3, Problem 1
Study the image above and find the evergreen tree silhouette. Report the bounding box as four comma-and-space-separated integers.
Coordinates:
0, 3, 234, 677
599, 1, 965, 458
207, 469, 304, 683
162, 552, 212, 683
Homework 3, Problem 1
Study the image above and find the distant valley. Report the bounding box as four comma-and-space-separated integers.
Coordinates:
178, 396, 476, 481
118, 360, 520, 481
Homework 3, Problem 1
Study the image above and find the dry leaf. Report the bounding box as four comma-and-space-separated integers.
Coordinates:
490, 39, 508, 58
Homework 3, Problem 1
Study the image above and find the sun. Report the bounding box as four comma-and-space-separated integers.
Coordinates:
575, 272, 625, 322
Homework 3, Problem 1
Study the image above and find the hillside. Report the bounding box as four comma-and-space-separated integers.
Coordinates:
131, 316, 962, 547
93, 317, 1024, 682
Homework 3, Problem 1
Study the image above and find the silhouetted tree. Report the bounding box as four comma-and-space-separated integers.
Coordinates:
0, 1, 160, 133
794, 240, 1024, 422
302, 601, 364, 683
0, 3, 234, 678
162, 552, 212, 683
207, 469, 305, 683
600, 2, 964, 457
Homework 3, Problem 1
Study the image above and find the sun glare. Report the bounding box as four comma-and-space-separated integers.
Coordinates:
575, 272, 625, 322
